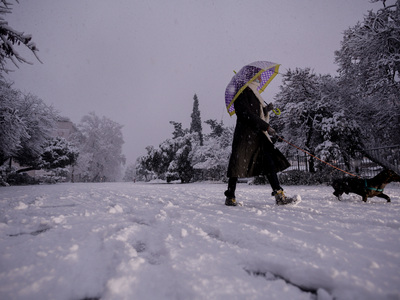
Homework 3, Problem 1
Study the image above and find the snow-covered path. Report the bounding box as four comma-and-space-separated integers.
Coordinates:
1, 182, 399, 300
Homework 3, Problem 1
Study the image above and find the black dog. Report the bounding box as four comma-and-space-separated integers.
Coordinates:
332, 169, 400, 202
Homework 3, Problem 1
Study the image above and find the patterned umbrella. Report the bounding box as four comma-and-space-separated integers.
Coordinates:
225, 61, 280, 116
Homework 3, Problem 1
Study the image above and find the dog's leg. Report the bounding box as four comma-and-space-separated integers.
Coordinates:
333, 191, 343, 201
376, 193, 391, 203
362, 195, 368, 202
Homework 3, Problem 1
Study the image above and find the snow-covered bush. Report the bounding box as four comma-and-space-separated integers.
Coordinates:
136, 119, 233, 183
6, 172, 39, 185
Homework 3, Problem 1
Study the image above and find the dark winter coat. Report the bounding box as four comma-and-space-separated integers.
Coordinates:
227, 87, 290, 178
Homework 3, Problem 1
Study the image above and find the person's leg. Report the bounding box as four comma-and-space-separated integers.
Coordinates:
224, 177, 238, 206
263, 152, 296, 204
263, 151, 282, 193
265, 172, 282, 193
226, 177, 237, 196
265, 172, 287, 204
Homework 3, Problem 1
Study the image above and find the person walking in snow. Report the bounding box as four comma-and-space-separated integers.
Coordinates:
224, 75, 296, 206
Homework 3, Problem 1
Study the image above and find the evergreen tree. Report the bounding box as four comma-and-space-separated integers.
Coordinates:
205, 119, 224, 138
190, 94, 203, 146
40, 137, 79, 170
169, 121, 185, 139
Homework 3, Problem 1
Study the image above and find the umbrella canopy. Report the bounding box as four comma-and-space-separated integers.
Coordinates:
225, 61, 280, 116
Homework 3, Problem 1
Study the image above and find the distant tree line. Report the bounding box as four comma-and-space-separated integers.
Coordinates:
0, 79, 126, 185
128, 1, 399, 182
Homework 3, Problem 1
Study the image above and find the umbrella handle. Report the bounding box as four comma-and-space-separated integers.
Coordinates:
273, 108, 281, 115
263, 101, 281, 116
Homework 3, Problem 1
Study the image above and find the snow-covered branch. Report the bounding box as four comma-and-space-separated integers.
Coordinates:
0, 0, 41, 73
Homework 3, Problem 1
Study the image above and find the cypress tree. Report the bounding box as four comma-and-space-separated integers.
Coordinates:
190, 94, 203, 145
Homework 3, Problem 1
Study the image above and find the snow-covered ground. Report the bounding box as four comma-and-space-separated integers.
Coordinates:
0, 182, 399, 300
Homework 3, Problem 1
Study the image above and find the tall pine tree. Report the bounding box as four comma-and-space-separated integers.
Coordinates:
190, 94, 203, 146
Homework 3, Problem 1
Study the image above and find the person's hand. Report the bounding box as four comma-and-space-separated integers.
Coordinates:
267, 126, 276, 136
263, 103, 274, 114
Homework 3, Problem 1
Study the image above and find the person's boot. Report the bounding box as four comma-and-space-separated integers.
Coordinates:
273, 189, 297, 205
224, 190, 237, 206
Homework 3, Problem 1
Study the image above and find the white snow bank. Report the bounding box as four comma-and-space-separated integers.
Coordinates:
0, 182, 399, 300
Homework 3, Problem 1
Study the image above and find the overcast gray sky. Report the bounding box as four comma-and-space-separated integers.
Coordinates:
5, 0, 386, 165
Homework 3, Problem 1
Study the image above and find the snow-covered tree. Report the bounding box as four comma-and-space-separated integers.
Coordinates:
13, 93, 57, 168
334, 0, 400, 146
204, 119, 224, 138
73, 112, 125, 182
274, 69, 363, 172
0, 0, 41, 73
123, 162, 137, 182
274, 68, 322, 161
40, 137, 78, 170
169, 121, 186, 139
169, 139, 193, 183
138, 120, 197, 182
0, 80, 28, 164
140, 144, 172, 180
136, 118, 234, 182
0, 81, 81, 182
191, 121, 233, 181
134, 155, 154, 182
316, 110, 362, 170
190, 94, 203, 146
163, 132, 196, 182
0, 83, 58, 169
